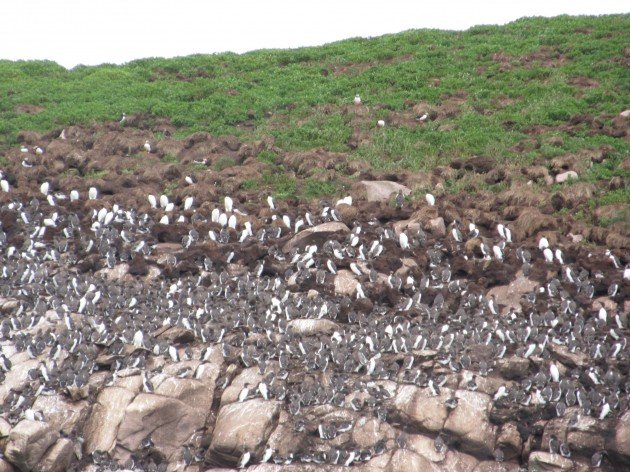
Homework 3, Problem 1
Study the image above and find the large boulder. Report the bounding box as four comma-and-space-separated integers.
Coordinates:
527, 451, 574, 470
209, 399, 281, 464
393, 385, 449, 433
334, 270, 359, 297
34, 438, 74, 472
32, 394, 88, 435
443, 390, 497, 456
154, 378, 214, 421
358, 180, 411, 203
5, 420, 60, 472
116, 393, 206, 461
359, 449, 433, 472
287, 318, 340, 336
283, 222, 349, 252
613, 411, 630, 465
352, 418, 396, 449
486, 270, 538, 314
0, 356, 39, 404
82, 387, 136, 454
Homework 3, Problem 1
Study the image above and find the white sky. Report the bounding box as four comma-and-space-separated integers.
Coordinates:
1, 0, 627, 69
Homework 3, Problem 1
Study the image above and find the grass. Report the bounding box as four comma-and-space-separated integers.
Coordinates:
0, 14, 628, 200
213, 156, 236, 172
161, 153, 178, 164
83, 169, 108, 179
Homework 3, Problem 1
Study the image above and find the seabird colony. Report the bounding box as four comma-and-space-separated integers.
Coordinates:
0, 145, 627, 471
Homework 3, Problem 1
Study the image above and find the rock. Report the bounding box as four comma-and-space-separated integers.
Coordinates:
496, 423, 522, 460
83, 387, 136, 454
359, 180, 411, 202
406, 433, 446, 462
360, 449, 433, 472
96, 263, 131, 281
0, 357, 39, 404
209, 399, 281, 464
334, 270, 358, 297
425, 217, 446, 237
443, 450, 479, 472
620, 109, 630, 118
352, 418, 396, 449
559, 413, 608, 459
32, 394, 88, 435
528, 451, 574, 470
287, 318, 340, 336
548, 344, 587, 368
5, 420, 60, 472
443, 390, 497, 456
486, 271, 538, 314
613, 411, 630, 463
393, 385, 449, 433
0, 460, 15, 472
220, 367, 265, 406
283, 222, 349, 252
497, 356, 531, 381
473, 461, 521, 471
0, 416, 11, 437
116, 393, 206, 461
154, 378, 214, 421
34, 438, 74, 472
555, 171, 578, 183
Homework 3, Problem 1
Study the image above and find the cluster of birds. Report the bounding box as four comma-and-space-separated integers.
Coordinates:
0, 159, 627, 470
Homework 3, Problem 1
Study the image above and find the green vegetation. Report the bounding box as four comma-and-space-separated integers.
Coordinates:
0, 15, 628, 200
213, 156, 236, 172
161, 153, 178, 164
83, 169, 108, 179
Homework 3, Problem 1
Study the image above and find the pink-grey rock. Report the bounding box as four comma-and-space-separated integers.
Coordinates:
614, 411, 630, 461
426, 217, 446, 237
283, 222, 349, 252
0, 460, 15, 472
209, 399, 281, 463
34, 438, 74, 472
360, 449, 433, 472
287, 318, 340, 336
5, 420, 60, 472
473, 461, 521, 472
528, 451, 574, 470
555, 171, 578, 183
116, 392, 205, 461
393, 385, 449, 433
352, 418, 396, 449
83, 386, 136, 454
496, 422, 523, 460
0, 357, 39, 404
32, 394, 88, 436
443, 390, 497, 456
220, 367, 266, 406
334, 270, 359, 297
486, 270, 538, 314
360, 180, 411, 202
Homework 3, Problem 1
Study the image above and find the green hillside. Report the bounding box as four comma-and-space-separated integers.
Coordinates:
0, 14, 628, 205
